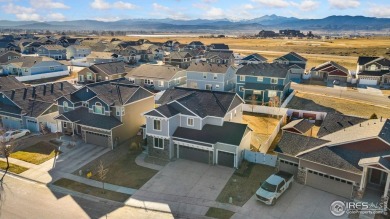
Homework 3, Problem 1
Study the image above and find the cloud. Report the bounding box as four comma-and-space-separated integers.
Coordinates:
95, 16, 122, 22
202, 0, 218, 3
2, 3, 41, 21
30, 0, 70, 9
243, 4, 255, 10
47, 13, 66, 21
152, 3, 170, 11
291, 0, 320, 11
328, 0, 360, 10
205, 7, 225, 19
251, 0, 290, 8
368, 5, 390, 18
91, 0, 136, 10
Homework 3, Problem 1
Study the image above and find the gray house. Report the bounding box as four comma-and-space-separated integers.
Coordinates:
204, 51, 235, 65
186, 62, 237, 91
0, 51, 21, 65
66, 45, 91, 59
37, 45, 67, 60
274, 52, 307, 83
143, 87, 251, 168
126, 64, 186, 91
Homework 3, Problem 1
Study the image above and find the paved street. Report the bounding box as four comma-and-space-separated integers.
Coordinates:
291, 83, 390, 108
0, 175, 173, 219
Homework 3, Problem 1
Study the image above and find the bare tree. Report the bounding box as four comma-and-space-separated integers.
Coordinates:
0, 141, 17, 186
250, 94, 257, 112
96, 160, 109, 193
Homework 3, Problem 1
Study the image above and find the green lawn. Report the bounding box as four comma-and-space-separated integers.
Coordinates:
217, 161, 276, 206
0, 160, 29, 174
206, 207, 235, 219
53, 178, 130, 202
10, 141, 59, 165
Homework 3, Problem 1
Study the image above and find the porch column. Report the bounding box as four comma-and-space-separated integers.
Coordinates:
384, 173, 390, 197
72, 123, 75, 136
360, 166, 368, 190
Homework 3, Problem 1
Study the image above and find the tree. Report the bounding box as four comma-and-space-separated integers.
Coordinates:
250, 94, 257, 112
370, 113, 378, 119
96, 160, 108, 193
0, 141, 17, 186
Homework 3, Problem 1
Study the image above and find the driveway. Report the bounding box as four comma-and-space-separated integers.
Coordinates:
127, 159, 234, 217
232, 182, 348, 219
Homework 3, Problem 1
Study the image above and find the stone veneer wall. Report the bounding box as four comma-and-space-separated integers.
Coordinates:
296, 168, 307, 184
147, 136, 170, 160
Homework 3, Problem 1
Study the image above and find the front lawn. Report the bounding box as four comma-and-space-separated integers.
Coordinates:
53, 178, 130, 202
217, 161, 276, 206
76, 136, 158, 189
0, 160, 29, 174
10, 141, 59, 165
205, 207, 235, 219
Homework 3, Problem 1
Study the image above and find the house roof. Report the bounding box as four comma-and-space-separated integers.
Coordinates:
275, 132, 330, 156
357, 56, 379, 65
84, 79, 153, 106
204, 51, 233, 60
186, 62, 230, 73
126, 64, 184, 80
236, 63, 291, 78
0, 76, 26, 91
167, 51, 192, 59
274, 52, 307, 62
210, 43, 229, 50
89, 61, 127, 76
0, 51, 21, 64
282, 119, 314, 134
312, 61, 349, 76
56, 107, 122, 130
154, 87, 243, 118
40, 45, 65, 50
173, 121, 248, 146
188, 41, 204, 46
87, 52, 116, 59
241, 53, 268, 62
5, 56, 57, 68
317, 113, 368, 138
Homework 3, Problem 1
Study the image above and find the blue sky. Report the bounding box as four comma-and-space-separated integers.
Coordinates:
1, 0, 389, 21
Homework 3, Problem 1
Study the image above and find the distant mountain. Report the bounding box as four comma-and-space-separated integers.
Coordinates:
0, 15, 390, 32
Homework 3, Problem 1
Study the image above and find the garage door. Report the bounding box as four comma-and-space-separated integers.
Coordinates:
218, 151, 235, 168
26, 120, 38, 132
359, 78, 378, 85
179, 145, 212, 164
85, 131, 110, 147
306, 169, 354, 199
3, 117, 22, 130
279, 159, 298, 176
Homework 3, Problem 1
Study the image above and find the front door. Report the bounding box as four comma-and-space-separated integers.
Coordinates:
370, 169, 382, 185
79, 75, 84, 82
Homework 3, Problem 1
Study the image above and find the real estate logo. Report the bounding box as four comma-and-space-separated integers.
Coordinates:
330, 200, 387, 216
330, 201, 346, 216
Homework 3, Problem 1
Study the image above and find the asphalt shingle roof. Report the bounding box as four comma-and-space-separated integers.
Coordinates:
89, 61, 127, 76
241, 53, 267, 62
0, 76, 26, 91
236, 63, 290, 78
282, 119, 314, 133
357, 56, 379, 65
126, 64, 183, 80
317, 113, 368, 138
275, 132, 330, 156
186, 62, 230, 73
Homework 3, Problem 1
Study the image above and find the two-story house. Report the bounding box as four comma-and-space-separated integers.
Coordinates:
0, 81, 76, 133
310, 61, 350, 85
204, 51, 235, 65
77, 61, 128, 84
126, 64, 186, 91
55, 79, 154, 148
186, 62, 237, 91
66, 45, 92, 59
0, 51, 21, 65
37, 45, 67, 60
143, 87, 251, 168
163, 40, 180, 51
164, 51, 192, 69
239, 53, 267, 65
357, 56, 390, 86
209, 43, 230, 51
236, 63, 292, 105
2, 56, 69, 81
187, 41, 206, 50
273, 52, 307, 83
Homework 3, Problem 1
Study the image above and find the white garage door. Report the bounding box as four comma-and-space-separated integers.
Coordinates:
279, 159, 298, 176
306, 169, 354, 199
359, 78, 378, 85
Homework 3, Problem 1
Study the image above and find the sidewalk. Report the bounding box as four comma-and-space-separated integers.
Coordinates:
61, 173, 137, 195
135, 153, 164, 171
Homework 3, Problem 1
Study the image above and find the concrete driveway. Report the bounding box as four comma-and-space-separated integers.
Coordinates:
232, 182, 348, 219
127, 159, 234, 217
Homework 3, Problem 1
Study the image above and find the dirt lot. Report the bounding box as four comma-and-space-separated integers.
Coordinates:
242, 112, 280, 150
287, 92, 390, 118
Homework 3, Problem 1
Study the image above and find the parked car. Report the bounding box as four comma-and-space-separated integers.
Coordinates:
256, 171, 294, 205
0, 129, 30, 142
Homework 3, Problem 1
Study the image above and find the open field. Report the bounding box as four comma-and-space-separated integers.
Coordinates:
217, 161, 276, 206
242, 112, 280, 150
10, 141, 59, 165
287, 92, 390, 118
95, 36, 390, 70
53, 178, 130, 202
0, 160, 28, 174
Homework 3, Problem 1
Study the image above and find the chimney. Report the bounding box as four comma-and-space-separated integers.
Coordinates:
23, 88, 27, 100
50, 83, 54, 94
60, 82, 63, 90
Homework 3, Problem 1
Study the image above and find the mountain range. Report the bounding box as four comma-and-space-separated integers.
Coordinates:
0, 15, 389, 32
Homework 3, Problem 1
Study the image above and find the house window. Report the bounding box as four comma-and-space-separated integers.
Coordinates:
215, 84, 220, 89
93, 102, 104, 115
153, 120, 161, 130
63, 122, 67, 128
24, 68, 28, 73
82, 102, 89, 107
205, 84, 212, 90
370, 65, 377, 71
153, 137, 164, 149
257, 77, 263, 82
63, 101, 69, 112
268, 91, 277, 97
79, 75, 84, 82
203, 73, 207, 79
240, 76, 245, 81
144, 79, 153, 85
271, 78, 278, 84
187, 118, 194, 126
239, 86, 244, 92
158, 81, 164, 87
116, 107, 125, 116
176, 79, 180, 85
50, 67, 55, 71
129, 77, 135, 83
213, 74, 218, 80
87, 74, 93, 80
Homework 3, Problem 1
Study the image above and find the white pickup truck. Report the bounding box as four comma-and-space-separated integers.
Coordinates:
256, 171, 294, 205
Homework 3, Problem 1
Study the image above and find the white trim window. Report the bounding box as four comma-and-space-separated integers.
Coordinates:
215, 84, 220, 89
153, 119, 161, 130
63, 101, 70, 112
63, 122, 67, 128
257, 76, 263, 82
239, 86, 244, 92
116, 107, 125, 116
240, 75, 246, 81
79, 75, 84, 82
268, 90, 277, 98
93, 102, 104, 115
203, 73, 207, 79
158, 81, 164, 87
87, 73, 93, 80
271, 78, 278, 84
213, 74, 218, 80
187, 118, 194, 126
129, 77, 135, 83
153, 137, 164, 149
144, 79, 153, 85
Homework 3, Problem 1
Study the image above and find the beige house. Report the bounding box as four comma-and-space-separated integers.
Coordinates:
78, 61, 129, 84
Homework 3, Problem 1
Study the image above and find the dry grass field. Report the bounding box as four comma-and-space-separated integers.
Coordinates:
93, 35, 390, 70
